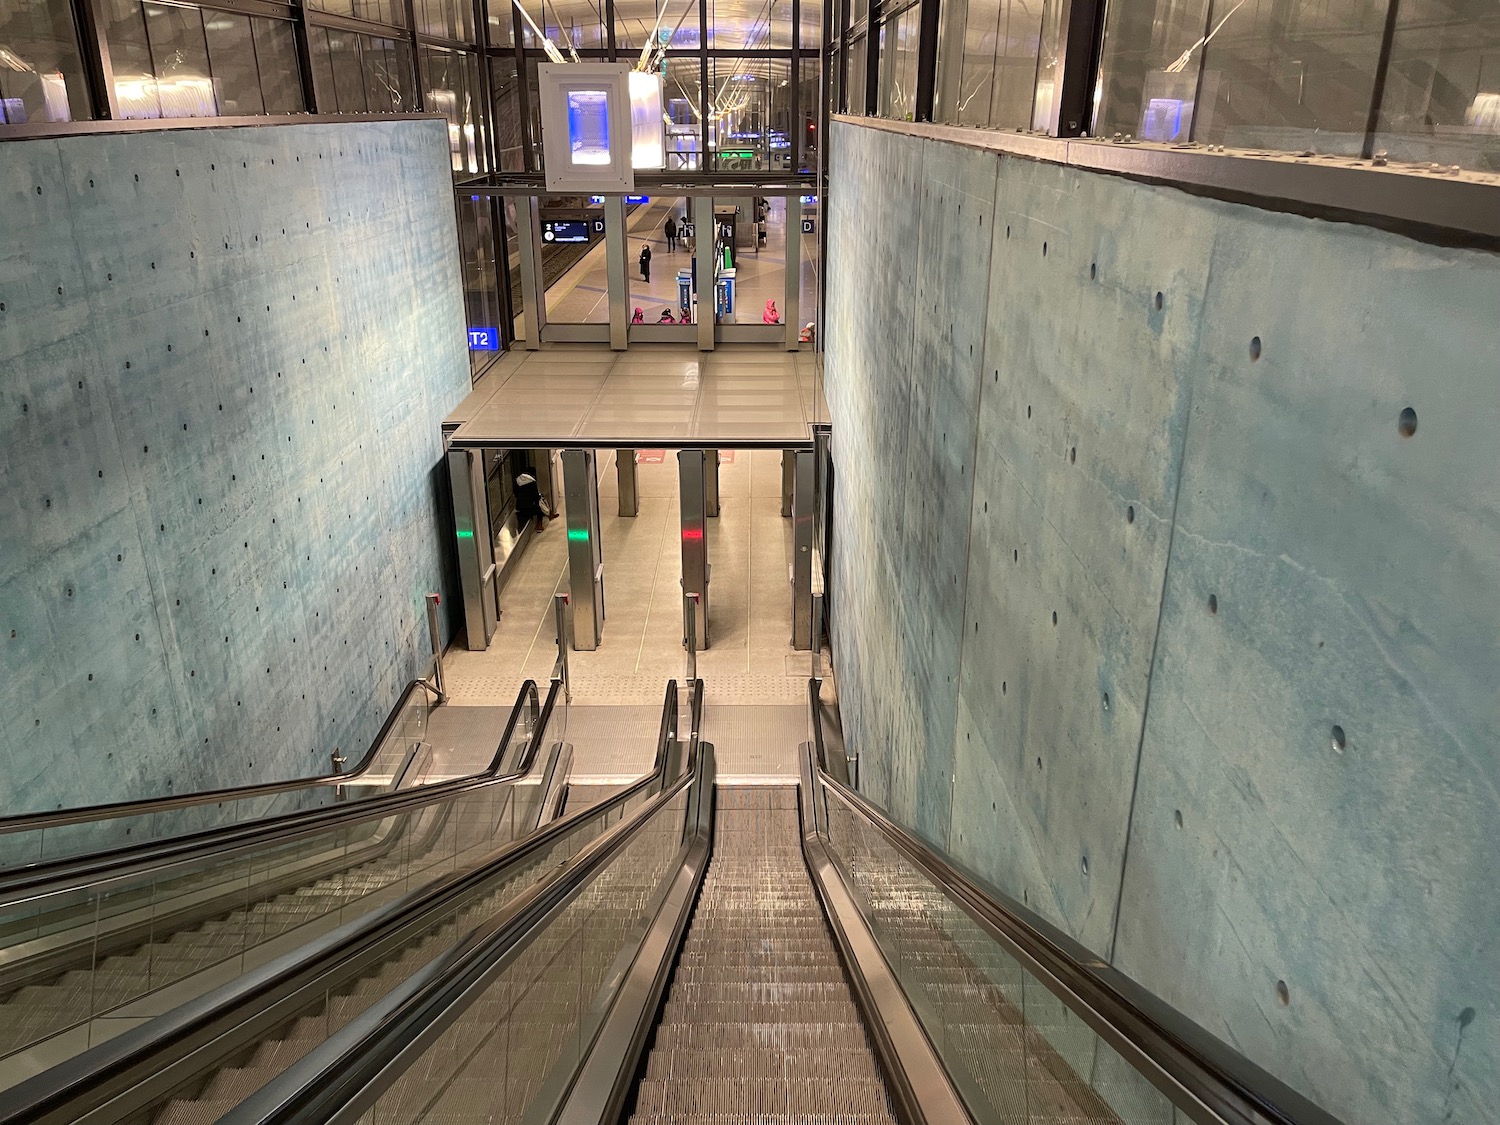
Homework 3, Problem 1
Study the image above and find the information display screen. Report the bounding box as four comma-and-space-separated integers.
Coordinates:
542, 220, 591, 243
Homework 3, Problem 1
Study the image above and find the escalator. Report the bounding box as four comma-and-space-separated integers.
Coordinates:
0, 677, 552, 1083
0, 678, 1340, 1125
0, 678, 697, 1125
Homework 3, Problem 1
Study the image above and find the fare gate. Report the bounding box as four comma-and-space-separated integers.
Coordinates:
563, 448, 605, 650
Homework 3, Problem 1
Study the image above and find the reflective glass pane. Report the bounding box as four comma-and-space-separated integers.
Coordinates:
489, 0, 516, 48
326, 29, 369, 113
307, 0, 357, 18
423, 46, 484, 172
1376, 0, 1500, 171
1193, 0, 1386, 152
543, 193, 609, 325
709, 0, 792, 49
629, 195, 693, 327
105, 0, 160, 118
458, 197, 503, 377
0, 0, 89, 123
664, 56, 704, 171
523, 0, 606, 51
1096, 0, 1210, 141
797, 54, 820, 170
363, 36, 416, 112
934, 0, 1047, 129
203, 10, 263, 116
847, 34, 868, 113
309, 27, 337, 111
617, 0, 702, 53
252, 18, 305, 114
709, 57, 794, 170
877, 6, 919, 121
144, 2, 216, 117
492, 57, 525, 170
801, 0, 823, 51
417, 0, 476, 44
852, 0, 870, 29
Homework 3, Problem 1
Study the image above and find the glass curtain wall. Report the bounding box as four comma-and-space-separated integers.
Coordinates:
828, 0, 1498, 173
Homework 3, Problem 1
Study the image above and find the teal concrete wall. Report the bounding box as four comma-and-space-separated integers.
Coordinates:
0, 120, 469, 814
825, 120, 1500, 1125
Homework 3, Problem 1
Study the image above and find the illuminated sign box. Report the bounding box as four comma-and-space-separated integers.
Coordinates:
538, 63, 635, 193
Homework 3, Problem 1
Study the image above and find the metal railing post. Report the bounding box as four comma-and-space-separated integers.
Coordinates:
553, 593, 572, 704
425, 593, 447, 703
684, 592, 700, 687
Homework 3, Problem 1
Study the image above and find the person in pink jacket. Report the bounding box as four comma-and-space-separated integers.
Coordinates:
763, 299, 779, 324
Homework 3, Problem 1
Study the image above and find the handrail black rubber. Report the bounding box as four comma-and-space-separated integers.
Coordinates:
0, 679, 541, 906
807, 678, 1344, 1125
0, 679, 701, 1125
0, 679, 444, 838
217, 678, 706, 1125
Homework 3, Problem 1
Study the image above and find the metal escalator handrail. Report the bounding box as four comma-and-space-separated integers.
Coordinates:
0, 679, 444, 838
0, 680, 543, 906
0, 679, 697, 1125
213, 679, 707, 1125
806, 682, 1343, 1125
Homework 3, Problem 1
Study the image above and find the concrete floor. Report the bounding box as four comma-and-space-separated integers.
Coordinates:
442, 448, 825, 780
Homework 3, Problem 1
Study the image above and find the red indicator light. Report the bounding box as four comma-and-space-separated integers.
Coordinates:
682, 528, 704, 541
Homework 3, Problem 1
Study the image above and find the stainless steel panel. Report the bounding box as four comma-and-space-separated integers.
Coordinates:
562, 448, 605, 651
781, 448, 796, 518
693, 196, 715, 352
447, 448, 499, 650
705, 448, 720, 518
783, 192, 801, 351
517, 195, 546, 351
791, 447, 815, 650
617, 449, 639, 517
605, 195, 628, 351
678, 449, 710, 650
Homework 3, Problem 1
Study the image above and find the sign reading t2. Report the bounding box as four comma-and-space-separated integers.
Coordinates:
468, 327, 499, 350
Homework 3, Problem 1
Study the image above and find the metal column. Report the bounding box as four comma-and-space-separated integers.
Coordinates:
705, 449, 720, 517
783, 194, 801, 350
780, 449, 796, 517
617, 449, 639, 516
562, 448, 605, 650
678, 449, 710, 650
517, 195, 547, 350
447, 448, 499, 650
693, 195, 715, 351
605, 195, 629, 350
791, 447, 815, 649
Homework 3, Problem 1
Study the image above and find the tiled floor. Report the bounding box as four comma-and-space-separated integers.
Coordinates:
448, 345, 825, 447
443, 449, 827, 779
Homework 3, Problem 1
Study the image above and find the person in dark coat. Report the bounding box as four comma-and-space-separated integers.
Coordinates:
664, 215, 678, 252
639, 243, 652, 282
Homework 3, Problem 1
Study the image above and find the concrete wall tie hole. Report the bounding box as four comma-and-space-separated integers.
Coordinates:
1250, 336, 1262, 360
1154, 291, 1164, 311
1331, 725, 1346, 753
1174, 809, 1184, 829
1276, 980, 1290, 1006
1126, 505, 1135, 523
1208, 593, 1218, 614
1398, 407, 1418, 437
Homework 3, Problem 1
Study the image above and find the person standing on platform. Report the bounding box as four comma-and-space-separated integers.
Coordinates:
664, 215, 678, 252
639, 242, 652, 283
